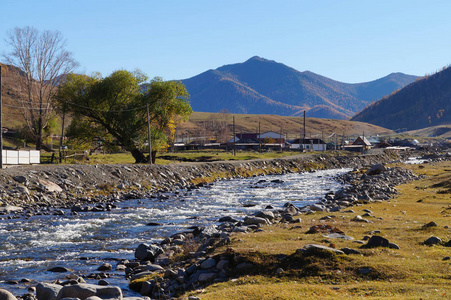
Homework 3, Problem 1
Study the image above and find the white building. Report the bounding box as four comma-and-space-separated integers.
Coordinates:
290, 138, 326, 151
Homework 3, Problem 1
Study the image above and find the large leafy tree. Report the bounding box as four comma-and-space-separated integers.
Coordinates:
55, 70, 191, 163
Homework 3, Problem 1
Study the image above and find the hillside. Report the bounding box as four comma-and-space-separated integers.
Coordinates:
0, 63, 27, 128
404, 124, 451, 139
178, 111, 393, 143
351, 66, 451, 131
182, 56, 418, 119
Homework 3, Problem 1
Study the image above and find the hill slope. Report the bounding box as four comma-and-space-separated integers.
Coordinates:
351, 67, 451, 131
179, 111, 393, 143
182, 56, 418, 119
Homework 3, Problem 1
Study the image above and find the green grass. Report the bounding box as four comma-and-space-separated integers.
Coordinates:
40, 149, 303, 165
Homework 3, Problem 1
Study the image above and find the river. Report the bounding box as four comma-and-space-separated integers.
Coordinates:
0, 167, 350, 297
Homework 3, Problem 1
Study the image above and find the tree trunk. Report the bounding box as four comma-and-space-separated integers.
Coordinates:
131, 148, 147, 164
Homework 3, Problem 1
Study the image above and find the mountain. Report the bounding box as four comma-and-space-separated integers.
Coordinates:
181, 56, 418, 119
351, 66, 451, 131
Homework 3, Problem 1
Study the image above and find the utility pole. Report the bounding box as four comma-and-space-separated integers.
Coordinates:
279, 124, 283, 152
233, 116, 236, 156
147, 104, 152, 165
59, 110, 65, 163
0, 65, 3, 169
303, 111, 306, 152
258, 121, 261, 153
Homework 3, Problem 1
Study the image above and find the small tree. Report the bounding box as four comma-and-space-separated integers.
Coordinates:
3, 26, 78, 150
56, 70, 191, 163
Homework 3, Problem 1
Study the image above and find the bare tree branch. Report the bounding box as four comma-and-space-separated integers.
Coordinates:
3, 26, 78, 149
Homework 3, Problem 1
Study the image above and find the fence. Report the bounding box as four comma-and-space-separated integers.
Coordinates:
2, 150, 40, 165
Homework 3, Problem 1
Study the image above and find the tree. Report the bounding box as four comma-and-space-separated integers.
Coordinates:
3, 26, 78, 150
55, 70, 191, 163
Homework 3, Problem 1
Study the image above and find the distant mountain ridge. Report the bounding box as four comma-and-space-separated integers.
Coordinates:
351, 66, 451, 130
181, 56, 418, 119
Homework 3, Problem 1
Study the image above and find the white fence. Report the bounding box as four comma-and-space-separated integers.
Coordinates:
2, 150, 40, 165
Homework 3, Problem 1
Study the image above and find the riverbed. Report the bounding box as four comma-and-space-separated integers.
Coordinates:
0, 168, 350, 297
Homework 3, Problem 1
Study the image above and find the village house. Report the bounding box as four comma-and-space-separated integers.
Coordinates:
343, 136, 372, 152
289, 138, 327, 151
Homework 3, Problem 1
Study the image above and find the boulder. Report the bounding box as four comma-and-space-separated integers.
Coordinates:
200, 258, 216, 270
38, 179, 63, 193
0, 205, 23, 213
0, 289, 17, 300
298, 244, 345, 255
97, 263, 112, 271
218, 216, 238, 223
366, 164, 386, 175
282, 205, 298, 216
13, 175, 28, 184
47, 267, 71, 273
36, 282, 62, 300
423, 236, 442, 246
244, 216, 269, 226
56, 283, 122, 300
351, 215, 371, 223
340, 247, 362, 255
201, 225, 220, 237
422, 221, 438, 228
135, 243, 163, 262
362, 236, 390, 248
255, 210, 275, 221
198, 272, 217, 283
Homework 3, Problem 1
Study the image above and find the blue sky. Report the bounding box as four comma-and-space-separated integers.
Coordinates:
1, 0, 450, 83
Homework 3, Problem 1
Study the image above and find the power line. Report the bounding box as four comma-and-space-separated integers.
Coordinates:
3, 101, 148, 113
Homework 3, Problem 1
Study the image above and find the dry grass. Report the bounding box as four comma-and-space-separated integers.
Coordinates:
180, 112, 393, 141
184, 160, 451, 299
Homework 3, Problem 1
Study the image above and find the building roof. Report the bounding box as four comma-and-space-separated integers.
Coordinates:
352, 136, 371, 146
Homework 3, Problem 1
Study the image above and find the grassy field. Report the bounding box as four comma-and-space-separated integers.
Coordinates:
47, 149, 305, 165
183, 160, 451, 299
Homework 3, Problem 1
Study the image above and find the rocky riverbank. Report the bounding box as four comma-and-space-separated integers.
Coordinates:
1, 150, 449, 299
0, 151, 402, 217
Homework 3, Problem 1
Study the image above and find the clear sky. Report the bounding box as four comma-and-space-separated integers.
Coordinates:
1, 0, 450, 83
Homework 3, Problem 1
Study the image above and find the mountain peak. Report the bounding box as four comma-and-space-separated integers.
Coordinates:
246, 56, 273, 63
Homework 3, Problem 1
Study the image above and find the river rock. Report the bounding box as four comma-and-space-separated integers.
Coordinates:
244, 216, 269, 226
201, 225, 220, 237
218, 216, 238, 223
48, 266, 70, 273
135, 243, 164, 262
255, 210, 275, 221
38, 179, 63, 193
200, 258, 216, 270
0, 289, 17, 300
0, 205, 23, 213
97, 263, 112, 271
13, 175, 28, 184
198, 272, 217, 283
366, 164, 386, 175
56, 283, 122, 300
36, 282, 62, 300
